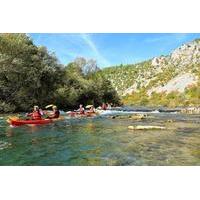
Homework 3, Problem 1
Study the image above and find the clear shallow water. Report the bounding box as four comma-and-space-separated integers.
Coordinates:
0, 110, 200, 165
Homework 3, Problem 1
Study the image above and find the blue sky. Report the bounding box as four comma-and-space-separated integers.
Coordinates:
30, 33, 200, 68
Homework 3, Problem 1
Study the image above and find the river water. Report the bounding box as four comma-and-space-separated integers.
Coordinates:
0, 108, 200, 165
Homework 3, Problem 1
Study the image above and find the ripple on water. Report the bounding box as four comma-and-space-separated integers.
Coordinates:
0, 141, 10, 150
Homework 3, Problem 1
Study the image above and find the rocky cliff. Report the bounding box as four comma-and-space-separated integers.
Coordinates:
99, 39, 200, 107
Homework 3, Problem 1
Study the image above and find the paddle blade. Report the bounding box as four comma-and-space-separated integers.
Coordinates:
45, 104, 54, 109
86, 105, 93, 109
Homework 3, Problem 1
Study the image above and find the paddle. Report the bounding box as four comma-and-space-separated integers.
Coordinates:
86, 105, 93, 109
45, 104, 54, 109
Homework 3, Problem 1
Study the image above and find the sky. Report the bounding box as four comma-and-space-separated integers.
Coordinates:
30, 33, 200, 68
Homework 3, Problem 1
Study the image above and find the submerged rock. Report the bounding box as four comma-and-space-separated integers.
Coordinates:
110, 114, 148, 120
128, 125, 166, 130
166, 119, 174, 123
129, 114, 147, 120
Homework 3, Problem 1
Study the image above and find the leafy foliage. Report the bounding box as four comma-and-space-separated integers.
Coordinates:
0, 34, 120, 112
56, 61, 120, 109
99, 61, 152, 94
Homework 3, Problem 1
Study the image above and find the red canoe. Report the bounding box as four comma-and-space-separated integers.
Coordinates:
7, 117, 53, 126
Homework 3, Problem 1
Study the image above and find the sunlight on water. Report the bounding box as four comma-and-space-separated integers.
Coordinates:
0, 111, 199, 165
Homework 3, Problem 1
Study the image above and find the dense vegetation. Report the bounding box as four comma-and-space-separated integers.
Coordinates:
98, 60, 153, 94
0, 34, 120, 113
121, 63, 200, 108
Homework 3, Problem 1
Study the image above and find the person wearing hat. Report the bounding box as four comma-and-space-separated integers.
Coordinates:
47, 105, 60, 119
27, 106, 42, 120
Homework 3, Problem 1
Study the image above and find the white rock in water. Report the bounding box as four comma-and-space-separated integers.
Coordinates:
128, 125, 166, 130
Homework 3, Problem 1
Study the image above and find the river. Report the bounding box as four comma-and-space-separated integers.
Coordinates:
0, 108, 200, 165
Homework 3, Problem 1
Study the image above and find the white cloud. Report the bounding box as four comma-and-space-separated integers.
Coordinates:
80, 33, 110, 67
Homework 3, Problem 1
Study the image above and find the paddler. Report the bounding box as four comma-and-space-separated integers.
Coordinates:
90, 105, 95, 113
107, 103, 112, 109
27, 106, 42, 120
39, 108, 44, 116
87, 105, 95, 113
101, 103, 107, 110
77, 104, 85, 114
47, 105, 60, 119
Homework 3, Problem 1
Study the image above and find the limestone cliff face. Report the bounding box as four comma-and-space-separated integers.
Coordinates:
100, 39, 200, 97
169, 40, 200, 67
146, 39, 200, 95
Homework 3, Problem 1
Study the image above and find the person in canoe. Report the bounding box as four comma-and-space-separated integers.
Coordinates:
27, 106, 42, 120
88, 105, 95, 113
106, 103, 112, 109
47, 105, 60, 119
76, 104, 85, 114
101, 102, 107, 110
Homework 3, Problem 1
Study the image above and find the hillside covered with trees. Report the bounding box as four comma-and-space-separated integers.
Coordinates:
99, 39, 200, 107
0, 33, 120, 113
